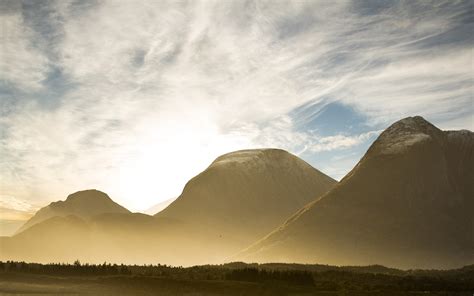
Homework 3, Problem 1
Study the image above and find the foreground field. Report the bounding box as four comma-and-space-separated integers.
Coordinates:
0, 261, 473, 295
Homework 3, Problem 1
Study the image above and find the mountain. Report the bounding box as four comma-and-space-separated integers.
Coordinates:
237, 116, 473, 269
144, 197, 177, 215
1, 149, 336, 266
156, 149, 336, 248
16, 189, 130, 234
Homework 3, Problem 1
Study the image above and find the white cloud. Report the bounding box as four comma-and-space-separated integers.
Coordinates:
308, 131, 381, 153
0, 195, 36, 212
340, 49, 473, 127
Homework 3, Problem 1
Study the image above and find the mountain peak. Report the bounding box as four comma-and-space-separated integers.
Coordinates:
52, 189, 129, 212
369, 116, 444, 156
238, 119, 473, 269
385, 116, 441, 135
210, 148, 288, 167
64, 189, 112, 203
16, 190, 130, 234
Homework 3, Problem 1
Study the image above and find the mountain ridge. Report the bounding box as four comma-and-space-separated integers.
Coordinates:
3, 117, 472, 268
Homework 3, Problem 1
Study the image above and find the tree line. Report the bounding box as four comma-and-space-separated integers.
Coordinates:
1, 261, 473, 292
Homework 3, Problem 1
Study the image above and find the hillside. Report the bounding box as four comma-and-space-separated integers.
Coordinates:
16, 190, 130, 234
237, 116, 474, 269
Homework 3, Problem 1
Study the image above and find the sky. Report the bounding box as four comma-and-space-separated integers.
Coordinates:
0, 0, 473, 220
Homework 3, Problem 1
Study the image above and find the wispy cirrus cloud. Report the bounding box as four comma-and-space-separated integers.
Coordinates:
0, 0, 472, 210
0, 2, 49, 93
308, 131, 382, 153
0, 195, 36, 212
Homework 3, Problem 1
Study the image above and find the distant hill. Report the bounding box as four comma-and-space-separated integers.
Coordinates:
16, 190, 130, 234
1, 150, 336, 266
237, 116, 474, 269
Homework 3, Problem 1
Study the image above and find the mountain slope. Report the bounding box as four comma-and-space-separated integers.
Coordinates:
156, 149, 336, 247
2, 215, 92, 262
238, 116, 473, 269
16, 190, 130, 234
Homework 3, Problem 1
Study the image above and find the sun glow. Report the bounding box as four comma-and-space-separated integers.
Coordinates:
110, 114, 255, 212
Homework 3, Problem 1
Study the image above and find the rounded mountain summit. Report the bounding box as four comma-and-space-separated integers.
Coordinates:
17, 190, 130, 234
156, 148, 337, 246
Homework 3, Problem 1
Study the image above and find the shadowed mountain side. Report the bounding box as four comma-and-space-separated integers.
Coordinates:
237, 117, 474, 269
16, 190, 130, 234
1, 149, 336, 266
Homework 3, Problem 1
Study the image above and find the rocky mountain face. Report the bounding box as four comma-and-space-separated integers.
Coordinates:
237, 116, 473, 269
